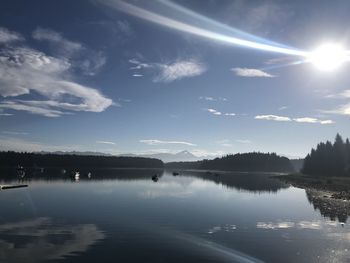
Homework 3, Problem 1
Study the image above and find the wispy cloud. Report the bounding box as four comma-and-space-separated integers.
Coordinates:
2, 131, 28, 135
199, 96, 228, 102
255, 115, 334, 124
278, 106, 288, 110
207, 108, 236, 116
231, 67, 275, 77
96, 140, 116, 145
32, 27, 106, 76
293, 117, 334, 125
0, 27, 24, 43
255, 115, 291, 121
154, 60, 207, 83
216, 140, 233, 147
140, 139, 196, 146
0, 28, 113, 117
322, 90, 350, 116
32, 27, 82, 56
129, 57, 207, 82
207, 108, 222, 115
0, 137, 83, 152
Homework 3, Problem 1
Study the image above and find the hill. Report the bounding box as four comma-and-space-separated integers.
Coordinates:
166, 152, 294, 173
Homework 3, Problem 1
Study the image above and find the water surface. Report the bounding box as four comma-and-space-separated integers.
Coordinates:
0, 169, 349, 263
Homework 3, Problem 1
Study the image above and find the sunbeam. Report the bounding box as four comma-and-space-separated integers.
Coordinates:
100, 0, 308, 57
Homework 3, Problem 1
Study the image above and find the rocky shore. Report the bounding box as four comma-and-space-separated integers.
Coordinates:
277, 173, 350, 222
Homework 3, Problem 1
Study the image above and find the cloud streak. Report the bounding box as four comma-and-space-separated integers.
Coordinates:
96, 140, 116, 145
255, 115, 334, 124
129, 58, 207, 82
255, 115, 291, 121
140, 139, 196, 146
0, 27, 24, 43
231, 67, 275, 77
207, 108, 236, 116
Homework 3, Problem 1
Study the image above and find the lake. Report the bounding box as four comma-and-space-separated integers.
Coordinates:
0, 169, 349, 263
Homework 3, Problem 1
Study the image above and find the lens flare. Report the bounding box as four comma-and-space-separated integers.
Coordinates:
99, 0, 350, 71
307, 44, 348, 71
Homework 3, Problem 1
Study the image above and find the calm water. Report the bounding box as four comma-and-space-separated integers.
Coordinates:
0, 169, 349, 263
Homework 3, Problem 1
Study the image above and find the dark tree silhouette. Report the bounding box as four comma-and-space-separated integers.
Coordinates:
302, 134, 350, 177
0, 151, 164, 169
166, 152, 294, 172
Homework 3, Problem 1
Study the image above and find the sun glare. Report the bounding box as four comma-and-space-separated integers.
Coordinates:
308, 43, 348, 71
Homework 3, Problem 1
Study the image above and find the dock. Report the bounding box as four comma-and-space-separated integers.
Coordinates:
0, 184, 28, 190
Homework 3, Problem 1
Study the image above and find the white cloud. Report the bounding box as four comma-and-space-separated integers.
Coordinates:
0, 27, 24, 43
154, 60, 207, 83
207, 108, 235, 116
231, 67, 275, 77
139, 139, 196, 146
322, 90, 350, 116
325, 90, 350, 99
207, 108, 222, 115
129, 57, 207, 83
255, 115, 291, 121
132, 74, 143, 77
255, 115, 334, 124
0, 45, 113, 117
96, 140, 116, 145
278, 106, 288, 110
293, 117, 334, 125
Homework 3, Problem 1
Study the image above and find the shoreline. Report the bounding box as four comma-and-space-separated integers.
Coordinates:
277, 173, 350, 200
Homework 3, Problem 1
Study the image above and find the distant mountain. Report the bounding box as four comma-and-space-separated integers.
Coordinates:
119, 150, 201, 163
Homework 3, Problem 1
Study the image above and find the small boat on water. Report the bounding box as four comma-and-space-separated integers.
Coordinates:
74, 172, 80, 181
151, 174, 159, 182
172, 172, 179, 176
16, 165, 26, 179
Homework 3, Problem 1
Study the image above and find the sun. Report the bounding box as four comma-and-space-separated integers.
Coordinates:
307, 43, 348, 71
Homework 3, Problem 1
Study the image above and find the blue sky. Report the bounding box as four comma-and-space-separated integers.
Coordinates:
0, 0, 350, 158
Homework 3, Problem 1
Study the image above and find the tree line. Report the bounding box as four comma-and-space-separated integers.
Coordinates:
0, 151, 164, 169
166, 152, 294, 172
302, 134, 350, 177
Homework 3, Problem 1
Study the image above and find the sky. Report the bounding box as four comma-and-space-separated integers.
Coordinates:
0, 0, 350, 158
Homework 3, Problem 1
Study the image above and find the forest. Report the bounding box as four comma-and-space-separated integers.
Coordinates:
0, 151, 164, 169
302, 134, 350, 177
166, 152, 294, 172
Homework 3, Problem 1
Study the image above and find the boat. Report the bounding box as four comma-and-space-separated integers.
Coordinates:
151, 174, 159, 182
16, 165, 26, 179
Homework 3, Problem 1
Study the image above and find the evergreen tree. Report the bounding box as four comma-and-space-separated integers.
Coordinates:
302, 134, 350, 177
